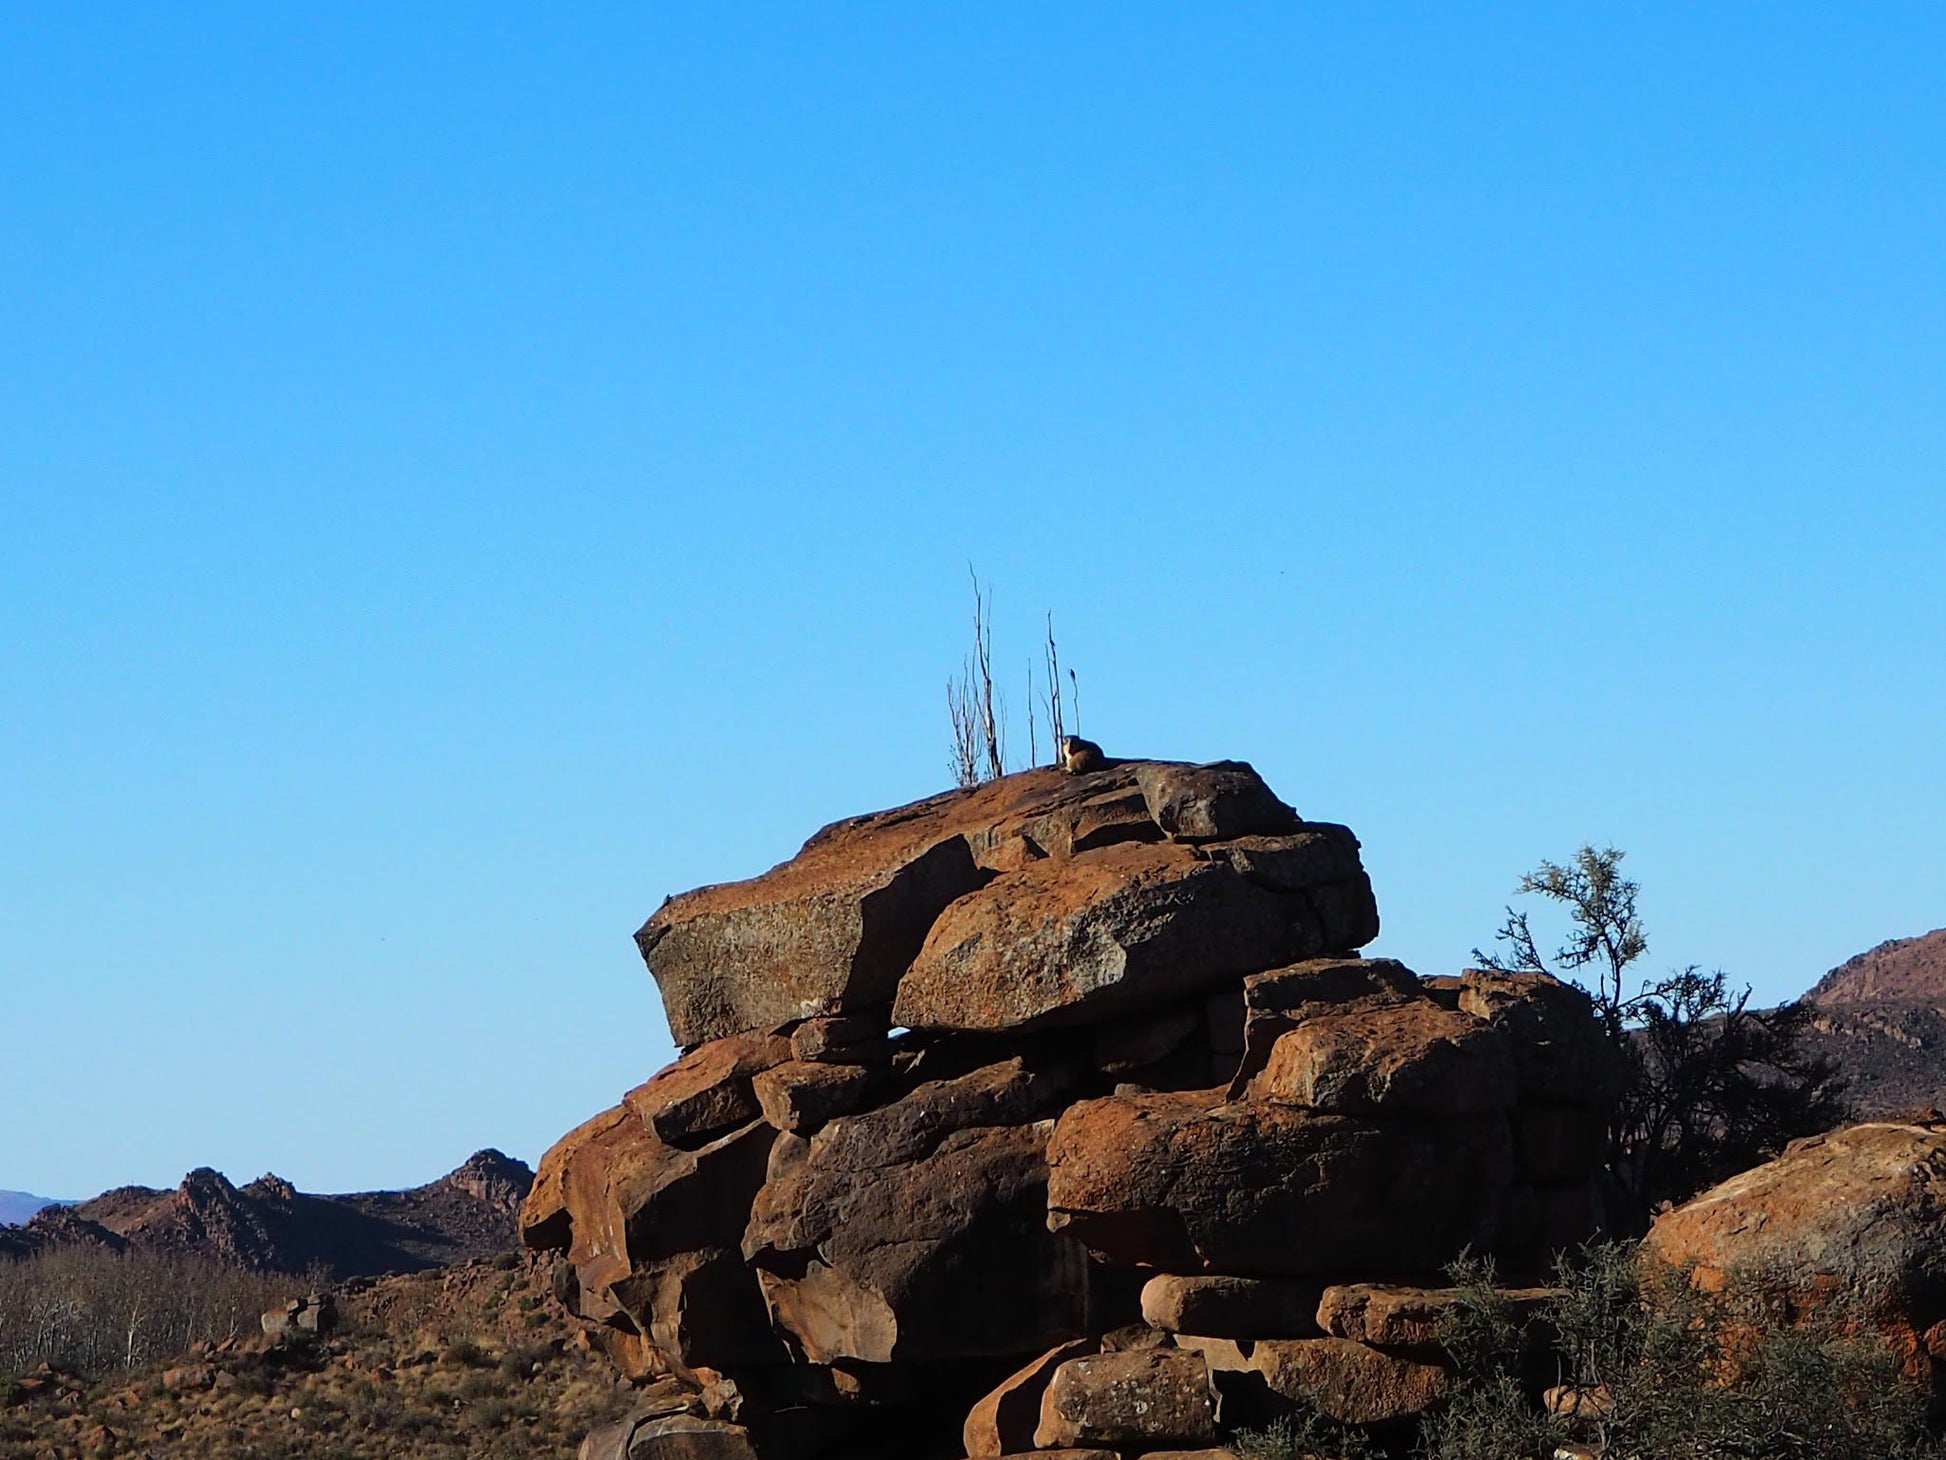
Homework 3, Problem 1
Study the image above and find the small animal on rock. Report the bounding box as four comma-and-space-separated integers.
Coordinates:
1059, 735, 1105, 775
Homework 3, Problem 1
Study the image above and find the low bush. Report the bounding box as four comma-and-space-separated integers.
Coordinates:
1421, 1243, 1943, 1460
1238, 1242, 1942, 1460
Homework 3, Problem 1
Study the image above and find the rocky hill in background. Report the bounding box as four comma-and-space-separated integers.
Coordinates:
0, 1150, 533, 1279
1799, 928, 1946, 1118
0, 1192, 62, 1227
1808, 928, 1946, 1005
0, 1251, 637, 1460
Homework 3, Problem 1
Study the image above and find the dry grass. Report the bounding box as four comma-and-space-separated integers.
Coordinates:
0, 1254, 632, 1459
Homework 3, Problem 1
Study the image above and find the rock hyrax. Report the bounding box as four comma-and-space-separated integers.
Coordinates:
1059, 735, 1105, 775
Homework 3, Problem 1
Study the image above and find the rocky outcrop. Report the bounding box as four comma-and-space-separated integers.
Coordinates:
0, 1151, 534, 1278
529, 760, 1620, 1456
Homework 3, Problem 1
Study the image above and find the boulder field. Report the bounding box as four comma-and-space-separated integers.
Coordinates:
523, 760, 1625, 1459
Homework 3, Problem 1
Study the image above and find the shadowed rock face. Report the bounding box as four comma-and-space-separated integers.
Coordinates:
529, 759, 1621, 1455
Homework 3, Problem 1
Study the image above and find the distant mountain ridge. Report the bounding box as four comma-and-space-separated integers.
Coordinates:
1807, 928, 1946, 1006
0, 1149, 532, 1279
1797, 927, 1946, 1118
0, 1190, 64, 1226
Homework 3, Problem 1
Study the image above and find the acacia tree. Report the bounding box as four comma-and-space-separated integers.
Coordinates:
1476, 846, 1846, 1215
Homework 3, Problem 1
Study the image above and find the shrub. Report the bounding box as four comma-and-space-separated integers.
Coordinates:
0, 1247, 296, 1377
1414, 1243, 1943, 1460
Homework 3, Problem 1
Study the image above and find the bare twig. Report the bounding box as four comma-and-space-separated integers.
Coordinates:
970, 571, 1004, 780
1043, 614, 1066, 757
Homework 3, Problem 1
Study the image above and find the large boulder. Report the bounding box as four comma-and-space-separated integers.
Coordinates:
642, 763, 1378, 1047
638, 766, 1189, 1046
1033, 1348, 1218, 1450
892, 844, 1326, 1034
1134, 761, 1297, 842
624, 1036, 793, 1148
1140, 1275, 1325, 1339
1250, 1338, 1451, 1426
1317, 1282, 1556, 1351
1246, 999, 1516, 1115
1642, 1120, 1946, 1374
1044, 1091, 1513, 1276
528, 758, 1629, 1459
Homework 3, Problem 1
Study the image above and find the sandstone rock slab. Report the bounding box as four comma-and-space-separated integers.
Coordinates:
1136, 761, 1296, 841
1140, 1275, 1326, 1339
1046, 1091, 1512, 1276
750, 1061, 881, 1135
623, 1036, 792, 1149
1246, 1001, 1515, 1115
1034, 1348, 1217, 1450
1251, 1337, 1450, 1426
1317, 1282, 1557, 1351
639, 764, 1225, 1046
1642, 1120, 1946, 1373
894, 843, 1316, 1034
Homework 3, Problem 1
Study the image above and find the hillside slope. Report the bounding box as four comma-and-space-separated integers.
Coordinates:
0, 1151, 532, 1279
1799, 928, 1946, 1118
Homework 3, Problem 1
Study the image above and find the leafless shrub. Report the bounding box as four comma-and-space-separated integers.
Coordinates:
947, 570, 1006, 785
949, 579, 1085, 782
0, 1247, 297, 1377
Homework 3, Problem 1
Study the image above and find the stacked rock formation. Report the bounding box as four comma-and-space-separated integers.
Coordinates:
523, 760, 1623, 1459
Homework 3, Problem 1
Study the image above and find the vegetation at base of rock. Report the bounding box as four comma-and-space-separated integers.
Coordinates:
1477, 843, 1845, 1216
1416, 1244, 1940, 1460
1235, 1409, 1383, 1459
0, 1247, 297, 1377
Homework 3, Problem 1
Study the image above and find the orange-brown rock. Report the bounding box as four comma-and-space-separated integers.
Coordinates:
893, 844, 1320, 1034
963, 1339, 1096, 1457
608, 1246, 785, 1371
1045, 1091, 1512, 1276
1317, 1282, 1556, 1351
522, 1100, 775, 1359
1642, 1121, 1946, 1377
623, 1036, 793, 1148
1457, 969, 1623, 1107
1140, 1275, 1326, 1339
638, 765, 1208, 1046
1134, 761, 1297, 842
788, 1012, 891, 1063
1227, 958, 1422, 1091
749, 1060, 882, 1135
1246, 1000, 1515, 1115
1033, 1348, 1218, 1450
1251, 1337, 1451, 1426
523, 1104, 632, 1253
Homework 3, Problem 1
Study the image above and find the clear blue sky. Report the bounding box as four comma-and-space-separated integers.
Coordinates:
4, 6, 1942, 1199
